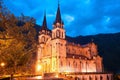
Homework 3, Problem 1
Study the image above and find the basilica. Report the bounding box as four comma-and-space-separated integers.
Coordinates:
36, 4, 112, 80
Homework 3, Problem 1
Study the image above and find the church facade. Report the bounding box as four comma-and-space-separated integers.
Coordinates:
36, 4, 112, 80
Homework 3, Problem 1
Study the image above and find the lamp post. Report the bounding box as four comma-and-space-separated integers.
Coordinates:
36, 64, 42, 72
0, 62, 5, 67
36, 60, 42, 75
0, 62, 5, 75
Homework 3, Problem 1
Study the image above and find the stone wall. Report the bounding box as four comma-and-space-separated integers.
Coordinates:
65, 73, 113, 80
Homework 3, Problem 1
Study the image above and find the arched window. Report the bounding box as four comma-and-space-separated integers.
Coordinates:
82, 77, 85, 80
95, 76, 97, 80
80, 62, 83, 68
67, 48, 70, 53
89, 76, 92, 80
61, 61, 63, 66
52, 33, 55, 38
69, 61, 70, 67
73, 61, 75, 65
75, 77, 80, 80
76, 62, 77, 68
100, 76, 103, 80
56, 30, 60, 38
62, 32, 64, 38
107, 75, 109, 80
41, 36, 45, 42
80, 61, 81, 70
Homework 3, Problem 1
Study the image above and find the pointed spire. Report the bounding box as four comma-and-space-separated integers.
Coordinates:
41, 11, 47, 30
54, 0, 63, 24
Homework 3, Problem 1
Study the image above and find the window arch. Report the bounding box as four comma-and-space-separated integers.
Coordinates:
73, 61, 75, 65
82, 77, 85, 80
107, 75, 109, 80
95, 76, 97, 80
61, 61, 63, 67
76, 62, 77, 68
89, 76, 92, 80
41, 36, 45, 42
62, 32, 63, 38
52, 33, 55, 38
100, 76, 103, 80
67, 48, 70, 53
56, 30, 60, 38
69, 61, 70, 67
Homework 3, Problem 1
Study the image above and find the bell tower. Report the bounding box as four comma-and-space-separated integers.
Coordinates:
52, 3, 65, 39
51, 3, 66, 72
38, 12, 51, 58
36, 12, 51, 74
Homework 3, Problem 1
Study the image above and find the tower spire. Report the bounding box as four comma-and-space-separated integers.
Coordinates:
54, 0, 63, 24
41, 11, 47, 30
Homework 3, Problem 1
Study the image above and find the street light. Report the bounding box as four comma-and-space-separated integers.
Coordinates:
0, 62, 5, 67
36, 64, 42, 72
0, 62, 5, 75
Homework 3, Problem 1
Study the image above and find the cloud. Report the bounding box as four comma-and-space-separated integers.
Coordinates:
63, 14, 74, 23
47, 14, 55, 17
3, 0, 120, 37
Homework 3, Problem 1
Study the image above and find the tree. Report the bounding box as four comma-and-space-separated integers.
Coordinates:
0, 10, 37, 75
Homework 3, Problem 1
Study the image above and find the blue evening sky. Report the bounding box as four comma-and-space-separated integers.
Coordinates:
3, 0, 120, 37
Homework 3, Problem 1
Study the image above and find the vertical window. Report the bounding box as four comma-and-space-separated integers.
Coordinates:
41, 36, 45, 42
76, 63, 77, 68
80, 61, 81, 70
82, 77, 85, 80
100, 76, 103, 80
52, 33, 54, 38
56, 30, 60, 38
67, 48, 70, 53
54, 33, 56, 38
69, 61, 70, 67
73, 61, 75, 64
62, 32, 64, 38
107, 76, 109, 80
95, 76, 97, 80
61, 61, 63, 66
89, 76, 92, 80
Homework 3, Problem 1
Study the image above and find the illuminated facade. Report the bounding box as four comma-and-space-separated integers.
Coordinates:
36, 4, 112, 80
